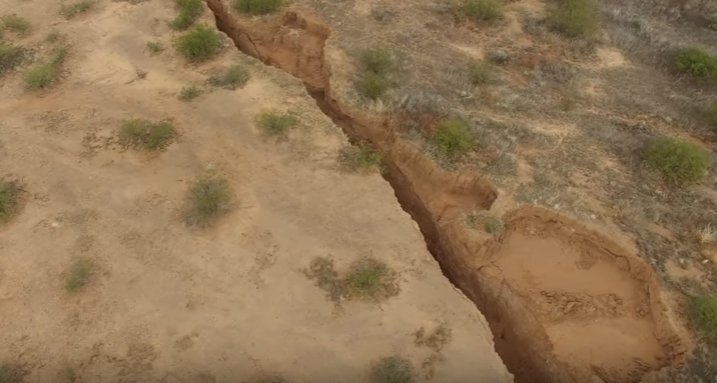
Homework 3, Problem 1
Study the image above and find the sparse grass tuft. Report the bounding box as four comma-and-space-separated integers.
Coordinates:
707, 102, 717, 128
361, 48, 393, 75
176, 25, 223, 62
338, 142, 382, 172
698, 225, 717, 245
147, 41, 164, 54
23, 47, 67, 89
183, 174, 232, 228
208, 64, 250, 89
357, 48, 393, 100
690, 294, 717, 345
457, 0, 504, 23
0, 43, 25, 74
468, 61, 495, 85
0, 180, 20, 224
431, 119, 474, 159
305, 257, 400, 303
257, 111, 297, 137
65, 258, 92, 293
60, 0, 95, 19
178, 85, 202, 101
119, 119, 177, 151
171, 0, 203, 30
643, 138, 709, 185
370, 356, 415, 383
358, 71, 389, 100
232, 0, 283, 15
674, 47, 717, 81
1, 14, 31, 35
414, 325, 452, 353
548, 0, 599, 39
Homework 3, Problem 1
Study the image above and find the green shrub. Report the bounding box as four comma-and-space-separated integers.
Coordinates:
0, 43, 25, 74
361, 48, 393, 75
60, 0, 95, 19
176, 25, 223, 62
208, 64, 250, 89
674, 47, 717, 80
65, 258, 92, 293
370, 356, 415, 383
548, 0, 599, 38
1, 14, 31, 35
305, 257, 400, 302
338, 142, 382, 171
431, 119, 474, 158
147, 41, 164, 54
23, 47, 67, 89
707, 102, 717, 128
257, 111, 297, 137
171, 0, 203, 30
183, 174, 232, 228
690, 294, 717, 344
358, 71, 389, 100
468, 61, 495, 85
0, 180, 20, 224
119, 119, 176, 150
232, 0, 283, 15
178, 85, 202, 101
644, 138, 709, 185
458, 0, 503, 22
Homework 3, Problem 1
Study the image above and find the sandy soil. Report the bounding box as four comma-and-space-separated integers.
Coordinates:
0, 0, 511, 382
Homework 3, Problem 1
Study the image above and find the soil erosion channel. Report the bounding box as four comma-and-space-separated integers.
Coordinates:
203, 1, 685, 382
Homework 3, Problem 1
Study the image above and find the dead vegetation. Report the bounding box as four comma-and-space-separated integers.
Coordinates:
305, 257, 400, 303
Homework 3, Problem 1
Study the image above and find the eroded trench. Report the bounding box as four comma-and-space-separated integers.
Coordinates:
203, 1, 685, 382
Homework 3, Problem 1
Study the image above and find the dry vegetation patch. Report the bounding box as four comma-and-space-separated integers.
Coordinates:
208, 64, 250, 89
119, 119, 177, 151
183, 174, 233, 228
1, 14, 31, 36
305, 257, 400, 303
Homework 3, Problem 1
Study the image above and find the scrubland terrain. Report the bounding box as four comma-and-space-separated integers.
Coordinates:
1, 0, 716, 382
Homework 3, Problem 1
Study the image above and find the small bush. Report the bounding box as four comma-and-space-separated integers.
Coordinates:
232, 0, 283, 15
358, 71, 389, 100
171, 0, 203, 30
643, 138, 709, 185
23, 47, 67, 89
305, 257, 400, 302
257, 111, 297, 137
119, 119, 177, 150
690, 294, 717, 344
0, 180, 20, 224
208, 64, 250, 89
468, 61, 495, 85
0, 43, 25, 74
1, 14, 31, 35
147, 41, 164, 54
707, 102, 717, 128
176, 25, 223, 62
674, 47, 717, 81
65, 258, 92, 293
60, 0, 95, 19
431, 119, 474, 158
370, 356, 415, 383
338, 142, 382, 171
458, 0, 504, 23
548, 0, 599, 38
183, 174, 232, 228
178, 85, 202, 101
361, 48, 393, 75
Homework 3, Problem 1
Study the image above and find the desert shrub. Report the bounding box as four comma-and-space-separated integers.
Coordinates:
60, 0, 95, 19
358, 71, 389, 100
305, 257, 400, 302
119, 119, 176, 150
707, 102, 717, 128
23, 47, 67, 89
431, 119, 474, 158
178, 85, 202, 101
0, 43, 25, 74
674, 47, 717, 81
468, 61, 495, 85
370, 356, 415, 383
232, 0, 283, 15
183, 174, 232, 227
457, 0, 503, 23
1, 14, 31, 35
176, 25, 223, 62
643, 138, 709, 185
0, 180, 20, 224
548, 0, 599, 38
257, 111, 297, 137
361, 48, 393, 75
338, 142, 382, 171
208, 64, 250, 89
357, 48, 393, 100
65, 258, 92, 293
171, 0, 203, 30
147, 41, 164, 54
690, 294, 717, 345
